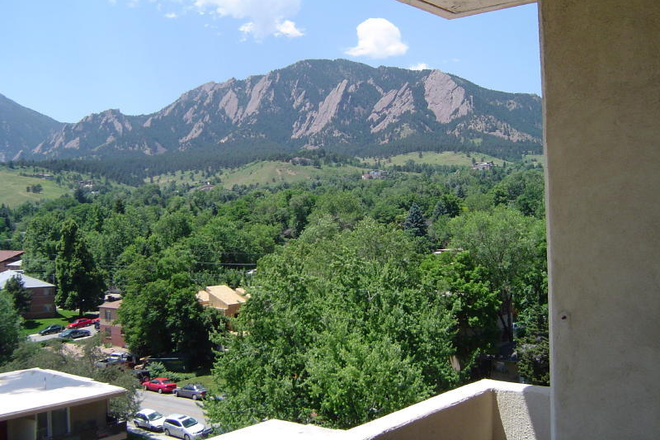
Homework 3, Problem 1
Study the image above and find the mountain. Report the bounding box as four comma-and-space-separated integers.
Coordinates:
0, 94, 63, 162
5, 59, 542, 162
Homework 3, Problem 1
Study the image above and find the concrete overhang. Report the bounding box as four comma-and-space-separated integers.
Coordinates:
395, 0, 536, 19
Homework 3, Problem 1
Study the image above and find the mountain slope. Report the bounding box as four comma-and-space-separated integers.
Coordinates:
0, 94, 63, 161
11, 59, 543, 161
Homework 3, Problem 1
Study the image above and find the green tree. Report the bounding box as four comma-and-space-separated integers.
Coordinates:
2, 275, 31, 315
432, 193, 462, 219
420, 251, 501, 369
403, 203, 427, 237
208, 220, 459, 431
449, 207, 546, 341
0, 290, 22, 365
55, 219, 106, 315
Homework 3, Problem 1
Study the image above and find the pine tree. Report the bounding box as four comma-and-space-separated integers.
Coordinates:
2, 275, 31, 315
403, 203, 427, 237
55, 219, 105, 316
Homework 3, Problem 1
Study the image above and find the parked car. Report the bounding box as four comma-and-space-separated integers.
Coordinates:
109, 352, 138, 367
162, 414, 212, 439
66, 318, 94, 329
94, 357, 123, 368
142, 377, 177, 394
133, 408, 165, 432
59, 329, 91, 339
38, 324, 64, 335
174, 384, 207, 400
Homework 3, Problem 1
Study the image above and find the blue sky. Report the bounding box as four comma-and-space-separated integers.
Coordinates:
0, 0, 541, 123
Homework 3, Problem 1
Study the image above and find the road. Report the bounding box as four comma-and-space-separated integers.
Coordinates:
28, 325, 99, 342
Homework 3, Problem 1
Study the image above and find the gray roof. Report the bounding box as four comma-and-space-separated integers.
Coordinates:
0, 270, 55, 289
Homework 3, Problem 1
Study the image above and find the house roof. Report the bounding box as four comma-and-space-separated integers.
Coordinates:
0, 250, 23, 263
99, 299, 123, 310
206, 285, 247, 306
0, 368, 126, 422
0, 270, 54, 289
196, 289, 211, 303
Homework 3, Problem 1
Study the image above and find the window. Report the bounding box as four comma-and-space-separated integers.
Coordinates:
36, 408, 69, 438
51, 408, 68, 436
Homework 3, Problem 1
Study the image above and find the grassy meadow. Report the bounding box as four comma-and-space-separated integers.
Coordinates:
0, 167, 69, 207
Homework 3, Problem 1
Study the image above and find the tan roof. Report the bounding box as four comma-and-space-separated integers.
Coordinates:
206, 285, 247, 306
196, 290, 211, 303
99, 299, 123, 310
0, 250, 23, 263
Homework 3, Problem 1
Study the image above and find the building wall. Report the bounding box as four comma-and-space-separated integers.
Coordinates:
69, 400, 107, 433
7, 416, 35, 440
100, 307, 126, 347
540, 0, 660, 438
24, 287, 56, 319
0, 257, 21, 273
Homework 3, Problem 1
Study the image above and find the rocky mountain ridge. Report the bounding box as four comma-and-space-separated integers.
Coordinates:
1, 59, 542, 161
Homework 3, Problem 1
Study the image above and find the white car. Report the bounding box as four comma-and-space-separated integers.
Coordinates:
162, 414, 212, 439
133, 408, 165, 432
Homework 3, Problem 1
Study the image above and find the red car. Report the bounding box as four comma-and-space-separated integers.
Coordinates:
142, 378, 177, 394
66, 318, 94, 329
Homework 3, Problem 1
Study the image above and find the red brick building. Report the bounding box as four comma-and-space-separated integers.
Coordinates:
0, 270, 56, 319
0, 250, 23, 273
99, 299, 126, 348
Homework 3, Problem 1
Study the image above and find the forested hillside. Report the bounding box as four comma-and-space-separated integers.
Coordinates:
0, 160, 548, 431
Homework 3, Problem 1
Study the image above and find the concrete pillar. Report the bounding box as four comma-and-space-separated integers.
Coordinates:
539, 0, 660, 438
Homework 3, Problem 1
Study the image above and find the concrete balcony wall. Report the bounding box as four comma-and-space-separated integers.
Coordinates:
213, 380, 549, 440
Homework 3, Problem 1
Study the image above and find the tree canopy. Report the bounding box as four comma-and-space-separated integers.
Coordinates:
55, 219, 106, 315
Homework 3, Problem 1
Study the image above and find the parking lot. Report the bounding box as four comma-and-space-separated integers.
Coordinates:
130, 389, 213, 438
28, 324, 99, 342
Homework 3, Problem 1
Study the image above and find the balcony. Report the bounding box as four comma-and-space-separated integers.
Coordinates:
213, 380, 549, 440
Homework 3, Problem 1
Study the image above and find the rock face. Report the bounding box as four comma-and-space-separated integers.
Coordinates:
1, 59, 542, 160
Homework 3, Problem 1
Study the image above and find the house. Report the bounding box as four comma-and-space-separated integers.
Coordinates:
99, 298, 126, 348
196, 285, 247, 318
361, 170, 388, 180
471, 161, 495, 171
0, 368, 127, 440
0, 270, 56, 319
0, 250, 23, 273
290, 157, 314, 166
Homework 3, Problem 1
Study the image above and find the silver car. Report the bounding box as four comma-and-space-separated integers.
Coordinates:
162, 414, 212, 439
133, 409, 165, 432
174, 383, 208, 400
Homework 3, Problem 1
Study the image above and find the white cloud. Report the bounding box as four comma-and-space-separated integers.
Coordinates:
409, 63, 429, 71
275, 20, 303, 38
191, 0, 302, 40
165, 12, 178, 18
346, 18, 408, 59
